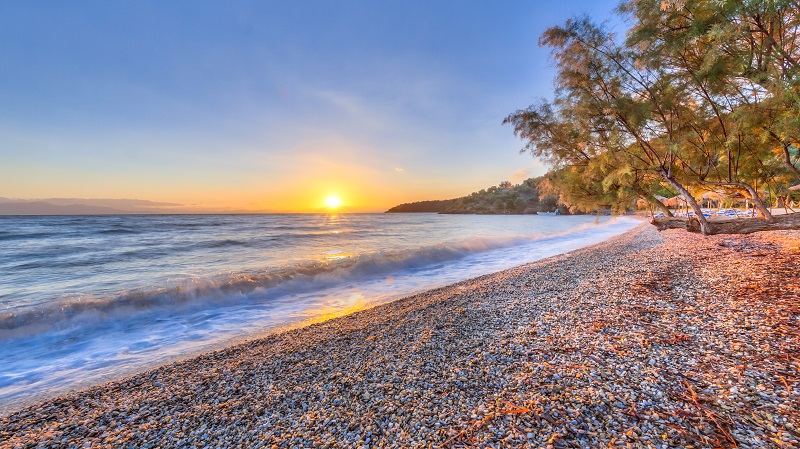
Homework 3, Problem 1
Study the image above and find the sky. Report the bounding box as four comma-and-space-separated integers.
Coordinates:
0, 1, 621, 212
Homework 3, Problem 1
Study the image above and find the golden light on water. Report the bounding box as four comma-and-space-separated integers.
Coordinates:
297, 294, 369, 327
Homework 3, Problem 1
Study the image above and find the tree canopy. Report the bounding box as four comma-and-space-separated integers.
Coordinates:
505, 0, 800, 234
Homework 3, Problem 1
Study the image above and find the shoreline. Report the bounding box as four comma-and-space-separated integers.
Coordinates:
2, 224, 799, 447
0, 214, 638, 414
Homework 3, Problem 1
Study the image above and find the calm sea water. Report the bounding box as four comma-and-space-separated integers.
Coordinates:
0, 213, 639, 413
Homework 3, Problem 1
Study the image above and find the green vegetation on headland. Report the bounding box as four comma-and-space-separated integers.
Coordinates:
504, 0, 800, 235
386, 177, 575, 214
385, 199, 457, 213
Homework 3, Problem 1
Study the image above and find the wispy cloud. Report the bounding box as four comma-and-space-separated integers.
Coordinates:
509, 168, 529, 182
394, 167, 405, 173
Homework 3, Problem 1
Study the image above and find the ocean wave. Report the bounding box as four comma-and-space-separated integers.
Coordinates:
0, 232, 60, 241
99, 228, 139, 235
7, 253, 121, 270
0, 234, 548, 336
0, 217, 637, 340
206, 239, 249, 248
169, 222, 225, 228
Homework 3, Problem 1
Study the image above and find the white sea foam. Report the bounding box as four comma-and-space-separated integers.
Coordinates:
0, 214, 639, 413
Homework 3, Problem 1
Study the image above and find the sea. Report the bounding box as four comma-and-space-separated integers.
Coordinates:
0, 213, 639, 413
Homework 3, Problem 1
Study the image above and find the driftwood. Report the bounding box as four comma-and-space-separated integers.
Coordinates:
651, 212, 800, 235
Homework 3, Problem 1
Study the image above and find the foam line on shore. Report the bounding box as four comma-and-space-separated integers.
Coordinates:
4, 223, 797, 447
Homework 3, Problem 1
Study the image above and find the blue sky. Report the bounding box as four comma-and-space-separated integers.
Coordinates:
0, 1, 621, 211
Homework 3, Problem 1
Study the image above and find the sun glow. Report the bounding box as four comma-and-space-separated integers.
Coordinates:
325, 195, 343, 209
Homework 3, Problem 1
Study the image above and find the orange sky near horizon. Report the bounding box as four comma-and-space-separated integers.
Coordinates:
1, 148, 533, 212
0, 122, 548, 212
0, 2, 620, 213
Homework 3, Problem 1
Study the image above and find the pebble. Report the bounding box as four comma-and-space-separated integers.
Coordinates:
1, 224, 798, 448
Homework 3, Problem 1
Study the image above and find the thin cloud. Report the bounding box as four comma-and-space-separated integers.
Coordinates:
394, 167, 405, 173
509, 169, 529, 182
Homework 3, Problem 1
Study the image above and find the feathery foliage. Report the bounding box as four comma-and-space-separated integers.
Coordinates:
505, 0, 800, 234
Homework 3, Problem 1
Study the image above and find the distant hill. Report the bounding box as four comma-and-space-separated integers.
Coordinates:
0, 201, 124, 215
385, 199, 457, 213
0, 197, 289, 215
38, 198, 182, 209
0, 197, 290, 215
386, 178, 571, 215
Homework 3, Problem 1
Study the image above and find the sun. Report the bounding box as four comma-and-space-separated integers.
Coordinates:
325, 195, 342, 209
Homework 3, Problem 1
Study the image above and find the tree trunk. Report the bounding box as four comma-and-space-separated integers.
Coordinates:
781, 142, 800, 179
651, 212, 800, 235
660, 170, 711, 234
738, 182, 773, 222
645, 194, 673, 217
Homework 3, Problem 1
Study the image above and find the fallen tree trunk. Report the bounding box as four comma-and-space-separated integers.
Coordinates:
651, 213, 800, 235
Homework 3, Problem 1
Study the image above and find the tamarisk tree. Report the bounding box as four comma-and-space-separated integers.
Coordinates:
506, 0, 800, 235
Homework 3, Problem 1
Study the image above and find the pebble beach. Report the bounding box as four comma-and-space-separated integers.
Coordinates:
2, 223, 798, 448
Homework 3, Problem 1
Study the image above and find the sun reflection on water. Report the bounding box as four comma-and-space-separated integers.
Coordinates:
296, 293, 369, 327
325, 250, 351, 260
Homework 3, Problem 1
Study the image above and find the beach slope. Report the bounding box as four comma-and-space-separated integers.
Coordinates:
2, 224, 798, 448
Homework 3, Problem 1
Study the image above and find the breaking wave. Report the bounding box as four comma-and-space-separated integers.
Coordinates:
0, 213, 641, 413
0, 218, 632, 340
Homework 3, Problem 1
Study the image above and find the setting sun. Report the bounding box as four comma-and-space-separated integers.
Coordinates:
325, 195, 342, 209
